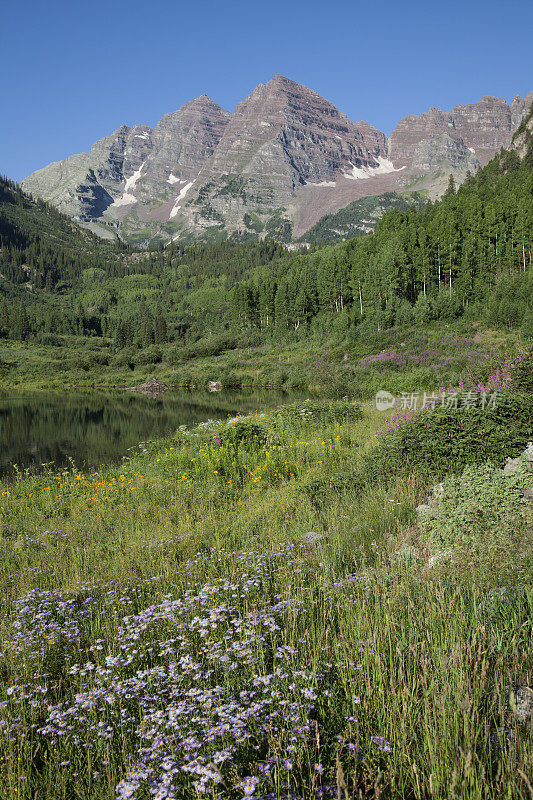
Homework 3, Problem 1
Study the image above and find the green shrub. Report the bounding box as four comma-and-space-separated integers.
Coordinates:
167, 345, 186, 366
182, 335, 236, 360
433, 290, 462, 321
36, 333, 66, 346
274, 399, 363, 427
299, 470, 363, 506
521, 310, 533, 338
235, 330, 263, 348
218, 369, 241, 387
217, 420, 267, 449
420, 461, 532, 549
285, 367, 314, 388
68, 356, 95, 372
512, 348, 533, 392
329, 382, 358, 399
112, 347, 137, 370
243, 212, 264, 233
361, 392, 533, 484
261, 368, 289, 387
136, 346, 163, 365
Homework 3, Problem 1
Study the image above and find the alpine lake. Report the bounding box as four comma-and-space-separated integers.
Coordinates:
0, 388, 314, 478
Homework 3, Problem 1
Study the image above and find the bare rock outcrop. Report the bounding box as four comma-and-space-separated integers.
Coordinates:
124, 379, 170, 397
22, 80, 532, 244
23, 96, 231, 244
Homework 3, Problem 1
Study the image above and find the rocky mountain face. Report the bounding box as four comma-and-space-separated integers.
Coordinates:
389, 92, 533, 197
22, 79, 532, 244
511, 103, 533, 160
22, 96, 231, 241
179, 75, 391, 241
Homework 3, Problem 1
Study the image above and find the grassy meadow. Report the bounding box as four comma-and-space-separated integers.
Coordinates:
0, 347, 532, 799
1, 114, 532, 799
0, 321, 524, 396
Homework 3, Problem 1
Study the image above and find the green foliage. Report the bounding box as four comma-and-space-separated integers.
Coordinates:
419, 461, 532, 549
521, 309, 533, 338
216, 175, 247, 199
413, 293, 434, 323
217, 419, 268, 449
433, 289, 462, 320
487, 274, 533, 329
136, 345, 163, 365
300, 192, 425, 245
264, 211, 293, 242
199, 204, 225, 223
180, 334, 237, 360
273, 399, 363, 427
299, 469, 363, 505
361, 392, 533, 483
243, 212, 264, 233
511, 348, 533, 392
112, 346, 136, 369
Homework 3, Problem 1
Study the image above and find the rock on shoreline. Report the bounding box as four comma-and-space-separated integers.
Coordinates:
124, 379, 170, 397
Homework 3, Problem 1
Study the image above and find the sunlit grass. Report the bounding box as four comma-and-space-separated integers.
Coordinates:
0, 398, 531, 799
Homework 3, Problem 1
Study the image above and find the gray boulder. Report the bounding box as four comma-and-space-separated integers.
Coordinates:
415, 503, 433, 518
503, 441, 533, 475
303, 531, 322, 543
478, 584, 530, 622
487, 686, 533, 753
427, 549, 454, 569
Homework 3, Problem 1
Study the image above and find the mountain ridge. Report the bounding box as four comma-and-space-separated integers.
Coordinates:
22, 78, 533, 245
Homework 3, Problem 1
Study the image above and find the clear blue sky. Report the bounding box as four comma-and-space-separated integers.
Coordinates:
3, 0, 532, 182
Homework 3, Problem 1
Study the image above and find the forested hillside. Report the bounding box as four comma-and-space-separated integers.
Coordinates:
0, 176, 126, 286
299, 192, 425, 245
0, 177, 293, 341
1, 118, 532, 350
229, 139, 533, 337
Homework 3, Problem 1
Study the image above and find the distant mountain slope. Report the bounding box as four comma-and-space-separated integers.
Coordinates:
0, 175, 126, 291
21, 81, 533, 246
512, 101, 533, 159
298, 192, 426, 245
226, 106, 533, 334
390, 93, 533, 168
177, 74, 390, 242
22, 96, 231, 245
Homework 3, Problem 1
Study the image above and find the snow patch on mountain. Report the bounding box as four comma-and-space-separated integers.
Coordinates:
169, 181, 194, 218
343, 156, 405, 180
112, 193, 137, 207
124, 163, 145, 193
306, 180, 337, 187
109, 162, 145, 207
167, 173, 181, 184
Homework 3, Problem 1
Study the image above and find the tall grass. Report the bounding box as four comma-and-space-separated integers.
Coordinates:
0, 400, 531, 799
